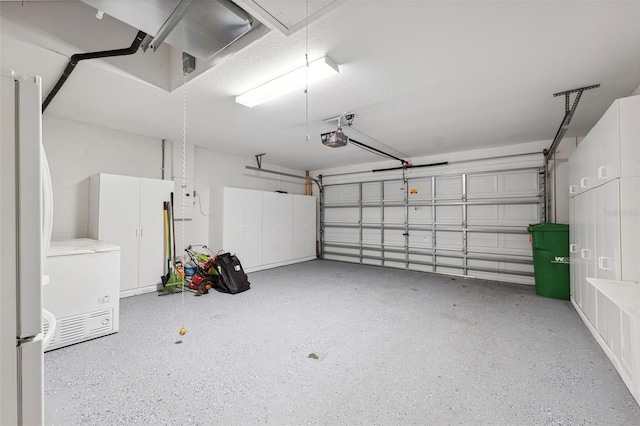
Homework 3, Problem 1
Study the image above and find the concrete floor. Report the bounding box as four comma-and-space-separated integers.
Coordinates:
44, 260, 640, 425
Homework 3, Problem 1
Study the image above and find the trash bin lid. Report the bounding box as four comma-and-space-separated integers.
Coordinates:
527, 223, 569, 232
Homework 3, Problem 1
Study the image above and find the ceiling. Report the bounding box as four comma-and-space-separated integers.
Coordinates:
2, 1, 640, 171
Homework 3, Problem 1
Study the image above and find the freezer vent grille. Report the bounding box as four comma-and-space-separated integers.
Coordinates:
43, 308, 114, 351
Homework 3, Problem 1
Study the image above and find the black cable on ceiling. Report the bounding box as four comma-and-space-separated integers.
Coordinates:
42, 30, 147, 112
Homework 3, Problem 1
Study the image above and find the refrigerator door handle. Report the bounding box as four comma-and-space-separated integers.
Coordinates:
41, 144, 53, 268
42, 308, 57, 350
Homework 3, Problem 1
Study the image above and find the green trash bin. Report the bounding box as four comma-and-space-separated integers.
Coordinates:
527, 223, 570, 300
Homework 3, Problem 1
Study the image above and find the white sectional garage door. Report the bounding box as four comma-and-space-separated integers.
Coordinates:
321, 168, 544, 285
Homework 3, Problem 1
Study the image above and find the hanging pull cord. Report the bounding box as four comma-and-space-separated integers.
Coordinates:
304, 0, 309, 142
179, 71, 188, 336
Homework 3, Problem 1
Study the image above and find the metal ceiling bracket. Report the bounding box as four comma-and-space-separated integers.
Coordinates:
544, 83, 600, 158
149, 0, 195, 52
245, 166, 322, 190
543, 83, 599, 222
255, 153, 266, 169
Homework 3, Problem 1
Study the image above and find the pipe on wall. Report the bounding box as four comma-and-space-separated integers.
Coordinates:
161, 139, 166, 179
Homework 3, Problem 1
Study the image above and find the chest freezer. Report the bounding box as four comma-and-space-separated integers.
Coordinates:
42, 238, 120, 351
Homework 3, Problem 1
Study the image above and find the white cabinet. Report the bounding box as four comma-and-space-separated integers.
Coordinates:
569, 95, 640, 406
262, 192, 293, 265
219, 187, 263, 269
293, 194, 317, 259
210, 187, 316, 272
618, 96, 640, 179
89, 174, 173, 297
595, 180, 621, 281
620, 177, 640, 283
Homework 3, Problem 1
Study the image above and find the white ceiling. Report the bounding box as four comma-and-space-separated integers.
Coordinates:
2, 1, 640, 171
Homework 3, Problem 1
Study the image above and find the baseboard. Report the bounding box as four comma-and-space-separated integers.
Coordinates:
244, 256, 317, 273
120, 284, 162, 298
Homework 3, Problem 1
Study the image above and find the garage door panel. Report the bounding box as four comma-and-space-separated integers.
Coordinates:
383, 180, 405, 201
408, 206, 432, 224
467, 204, 540, 227
435, 205, 462, 224
467, 232, 499, 250
362, 207, 381, 224
325, 227, 359, 244
435, 231, 463, 250
407, 177, 433, 201
503, 204, 539, 223
362, 229, 381, 245
468, 205, 498, 222
384, 206, 404, 223
409, 230, 432, 249
501, 170, 538, 195
436, 176, 462, 199
324, 184, 360, 203
384, 229, 405, 247
467, 175, 499, 196
362, 182, 381, 202
502, 233, 531, 254
324, 207, 359, 223
321, 167, 542, 285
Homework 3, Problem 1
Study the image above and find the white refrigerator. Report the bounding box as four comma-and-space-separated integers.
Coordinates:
1, 68, 56, 425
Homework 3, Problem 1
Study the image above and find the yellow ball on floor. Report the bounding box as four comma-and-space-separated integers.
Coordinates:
179, 327, 187, 336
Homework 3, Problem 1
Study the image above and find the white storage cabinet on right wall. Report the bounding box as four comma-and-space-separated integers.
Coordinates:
568, 95, 640, 405
209, 187, 317, 273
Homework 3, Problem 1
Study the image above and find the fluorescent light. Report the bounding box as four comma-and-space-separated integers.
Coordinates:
236, 56, 339, 108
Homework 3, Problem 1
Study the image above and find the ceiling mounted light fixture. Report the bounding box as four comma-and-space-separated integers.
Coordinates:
236, 56, 339, 108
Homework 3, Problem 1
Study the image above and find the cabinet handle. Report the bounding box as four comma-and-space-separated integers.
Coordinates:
569, 185, 577, 194
580, 248, 590, 260
580, 177, 590, 188
135, 229, 138, 237
597, 166, 607, 180
570, 244, 577, 253
598, 256, 610, 271
140, 228, 143, 237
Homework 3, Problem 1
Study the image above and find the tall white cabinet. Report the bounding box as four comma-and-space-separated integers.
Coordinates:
569, 95, 640, 405
89, 173, 174, 297
210, 187, 316, 272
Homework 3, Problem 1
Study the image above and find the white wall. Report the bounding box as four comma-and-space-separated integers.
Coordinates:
188, 146, 308, 250
43, 115, 307, 246
43, 116, 165, 240
632, 82, 640, 96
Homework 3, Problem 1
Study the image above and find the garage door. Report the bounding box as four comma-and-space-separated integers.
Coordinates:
321, 167, 544, 285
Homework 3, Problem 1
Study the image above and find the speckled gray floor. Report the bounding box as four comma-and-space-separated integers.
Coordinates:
44, 260, 639, 425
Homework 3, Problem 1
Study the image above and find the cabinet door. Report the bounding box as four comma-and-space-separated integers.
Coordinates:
620, 177, 640, 283
569, 154, 579, 198
569, 198, 578, 300
594, 102, 620, 185
578, 136, 596, 194
223, 187, 247, 261
293, 195, 316, 259
595, 180, 621, 280
242, 189, 263, 269
277, 194, 293, 262
619, 96, 640, 178
619, 309, 634, 384
96, 175, 140, 292
573, 195, 584, 307
262, 192, 293, 264
596, 291, 622, 362
138, 178, 173, 288
581, 190, 597, 327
